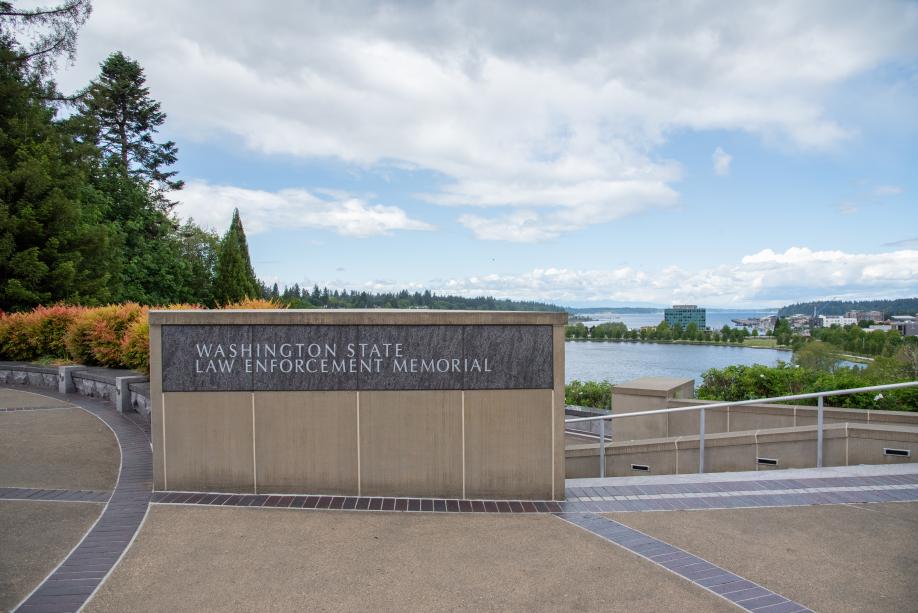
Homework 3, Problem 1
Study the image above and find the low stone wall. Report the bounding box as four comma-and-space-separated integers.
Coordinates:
129, 382, 151, 416
566, 422, 918, 478
0, 361, 150, 419
0, 362, 58, 390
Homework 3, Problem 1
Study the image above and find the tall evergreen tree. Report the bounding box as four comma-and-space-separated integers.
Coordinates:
0, 4, 119, 311
79, 51, 182, 208
213, 208, 258, 305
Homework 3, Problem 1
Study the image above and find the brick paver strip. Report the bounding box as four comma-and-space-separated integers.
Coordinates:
0, 487, 111, 503
145, 484, 918, 515
12, 390, 152, 613
555, 513, 813, 612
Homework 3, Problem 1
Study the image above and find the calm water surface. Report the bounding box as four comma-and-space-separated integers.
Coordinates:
565, 340, 791, 386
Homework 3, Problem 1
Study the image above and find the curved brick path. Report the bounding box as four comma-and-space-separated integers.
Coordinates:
10, 390, 152, 613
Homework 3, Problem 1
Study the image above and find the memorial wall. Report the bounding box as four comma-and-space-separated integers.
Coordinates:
150, 309, 566, 500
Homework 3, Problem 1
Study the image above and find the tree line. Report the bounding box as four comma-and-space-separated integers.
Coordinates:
566, 321, 753, 344
262, 284, 563, 311
777, 298, 918, 318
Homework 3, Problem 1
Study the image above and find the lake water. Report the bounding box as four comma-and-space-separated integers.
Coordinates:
565, 340, 792, 386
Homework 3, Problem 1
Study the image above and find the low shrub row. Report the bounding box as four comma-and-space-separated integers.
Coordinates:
0, 299, 282, 373
565, 379, 614, 410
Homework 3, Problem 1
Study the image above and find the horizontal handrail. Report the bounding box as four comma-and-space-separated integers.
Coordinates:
564, 381, 918, 424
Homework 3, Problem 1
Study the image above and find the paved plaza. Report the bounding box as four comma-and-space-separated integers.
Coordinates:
1, 385, 916, 612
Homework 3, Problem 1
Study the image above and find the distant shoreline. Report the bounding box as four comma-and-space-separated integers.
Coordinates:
564, 338, 793, 351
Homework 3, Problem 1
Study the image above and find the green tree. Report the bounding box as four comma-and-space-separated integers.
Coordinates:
79, 50, 182, 207
0, 16, 118, 311
773, 317, 793, 346
793, 340, 837, 372
213, 208, 258, 304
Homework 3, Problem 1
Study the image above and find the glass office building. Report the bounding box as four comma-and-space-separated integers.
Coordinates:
664, 304, 706, 330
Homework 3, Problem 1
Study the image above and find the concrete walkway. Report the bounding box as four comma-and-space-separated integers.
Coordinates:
4, 389, 152, 613
610, 502, 918, 613
3, 383, 917, 612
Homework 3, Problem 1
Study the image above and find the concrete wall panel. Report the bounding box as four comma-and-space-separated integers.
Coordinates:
162, 392, 254, 492
358, 390, 463, 497
464, 389, 553, 499
254, 391, 358, 495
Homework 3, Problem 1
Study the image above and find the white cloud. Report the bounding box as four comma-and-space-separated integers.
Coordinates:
838, 201, 859, 215
874, 184, 904, 196
174, 181, 433, 237
55, 1, 918, 240
712, 147, 732, 176
883, 237, 918, 248
345, 247, 918, 307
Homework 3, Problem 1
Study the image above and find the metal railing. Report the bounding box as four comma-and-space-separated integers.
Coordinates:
565, 381, 918, 478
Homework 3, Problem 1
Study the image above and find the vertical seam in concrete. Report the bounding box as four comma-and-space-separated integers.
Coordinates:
845, 422, 849, 465
461, 390, 466, 499
674, 437, 679, 474
727, 406, 730, 433
754, 429, 760, 471
356, 391, 361, 497
162, 392, 168, 490
251, 392, 257, 495
550, 389, 555, 500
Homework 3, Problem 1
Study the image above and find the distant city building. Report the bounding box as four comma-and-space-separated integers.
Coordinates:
894, 321, 918, 337
845, 310, 884, 322
866, 325, 893, 332
819, 315, 857, 327
759, 315, 778, 332
664, 304, 706, 330
787, 314, 812, 329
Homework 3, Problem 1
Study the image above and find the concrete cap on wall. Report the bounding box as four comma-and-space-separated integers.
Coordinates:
613, 376, 695, 397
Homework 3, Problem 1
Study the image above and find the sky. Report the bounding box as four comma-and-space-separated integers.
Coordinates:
48, 0, 918, 308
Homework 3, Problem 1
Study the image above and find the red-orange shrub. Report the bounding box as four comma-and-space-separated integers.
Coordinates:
65, 308, 106, 365
0, 312, 34, 360
29, 305, 86, 359
121, 318, 149, 373
89, 303, 145, 367
222, 298, 284, 309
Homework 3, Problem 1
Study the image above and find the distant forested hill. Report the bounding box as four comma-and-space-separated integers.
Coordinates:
265, 285, 565, 312
568, 307, 661, 314
778, 298, 918, 318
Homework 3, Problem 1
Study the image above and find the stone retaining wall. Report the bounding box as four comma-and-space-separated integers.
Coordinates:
0, 361, 150, 419
0, 363, 58, 390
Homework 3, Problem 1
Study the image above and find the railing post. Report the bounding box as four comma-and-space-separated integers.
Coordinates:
698, 407, 705, 474
599, 417, 606, 479
817, 395, 824, 468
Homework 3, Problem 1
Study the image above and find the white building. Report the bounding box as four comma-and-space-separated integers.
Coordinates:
819, 315, 857, 327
